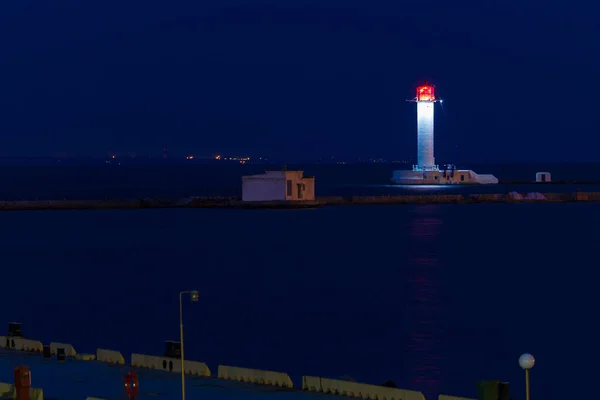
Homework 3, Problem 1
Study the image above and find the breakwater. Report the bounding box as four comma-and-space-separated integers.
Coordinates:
318, 191, 599, 204
1, 191, 600, 211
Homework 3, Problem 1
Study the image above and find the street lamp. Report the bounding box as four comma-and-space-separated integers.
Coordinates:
519, 353, 535, 400
179, 290, 199, 400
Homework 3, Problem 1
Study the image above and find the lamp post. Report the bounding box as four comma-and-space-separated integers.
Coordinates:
179, 290, 199, 400
519, 353, 535, 400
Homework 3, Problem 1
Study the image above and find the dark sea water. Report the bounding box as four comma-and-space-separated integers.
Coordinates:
0, 164, 598, 400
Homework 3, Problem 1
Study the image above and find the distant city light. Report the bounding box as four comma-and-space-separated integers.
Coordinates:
214, 155, 250, 163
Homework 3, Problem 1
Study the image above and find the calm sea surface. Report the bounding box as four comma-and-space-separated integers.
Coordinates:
1, 165, 599, 400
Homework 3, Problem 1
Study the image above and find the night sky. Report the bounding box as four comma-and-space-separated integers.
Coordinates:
0, 0, 597, 162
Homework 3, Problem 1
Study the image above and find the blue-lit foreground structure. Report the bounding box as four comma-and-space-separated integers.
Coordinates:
0, 336, 473, 400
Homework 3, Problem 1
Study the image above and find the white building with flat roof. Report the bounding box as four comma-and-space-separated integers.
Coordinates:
242, 170, 315, 202
536, 172, 551, 182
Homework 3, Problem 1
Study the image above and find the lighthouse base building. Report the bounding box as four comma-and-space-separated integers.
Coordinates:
391, 82, 498, 185
391, 168, 498, 185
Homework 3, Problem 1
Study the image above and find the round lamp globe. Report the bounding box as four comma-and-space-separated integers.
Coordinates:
519, 353, 535, 370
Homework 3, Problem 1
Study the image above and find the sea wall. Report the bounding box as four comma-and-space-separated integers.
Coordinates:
352, 195, 464, 204
217, 365, 293, 388
574, 191, 600, 201
0, 198, 236, 211
316, 196, 346, 205
131, 353, 210, 376
317, 195, 465, 205
2, 191, 600, 211
318, 192, 600, 204
0, 200, 143, 210
467, 194, 505, 202
302, 376, 426, 400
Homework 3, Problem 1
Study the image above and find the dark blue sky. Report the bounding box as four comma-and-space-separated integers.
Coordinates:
0, 0, 597, 162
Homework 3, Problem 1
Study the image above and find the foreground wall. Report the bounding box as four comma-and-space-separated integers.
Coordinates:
0, 337, 43, 352
0, 382, 44, 400
303, 376, 426, 400
96, 348, 125, 364
131, 353, 210, 376
218, 365, 293, 388
439, 395, 476, 400
50, 342, 76, 357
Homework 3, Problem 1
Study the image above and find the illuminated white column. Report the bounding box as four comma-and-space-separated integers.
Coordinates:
417, 102, 435, 170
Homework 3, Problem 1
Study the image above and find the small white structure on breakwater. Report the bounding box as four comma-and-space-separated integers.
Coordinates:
536, 172, 551, 182
242, 170, 315, 202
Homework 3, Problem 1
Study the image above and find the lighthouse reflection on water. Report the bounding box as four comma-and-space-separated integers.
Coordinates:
405, 205, 445, 399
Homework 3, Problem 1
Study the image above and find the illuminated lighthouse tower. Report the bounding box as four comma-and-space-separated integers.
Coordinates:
390, 81, 499, 185
411, 82, 439, 171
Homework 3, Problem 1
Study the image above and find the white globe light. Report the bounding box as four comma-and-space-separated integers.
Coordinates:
519, 353, 535, 370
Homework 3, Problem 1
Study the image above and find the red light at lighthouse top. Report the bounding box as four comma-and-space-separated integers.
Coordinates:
416, 83, 435, 101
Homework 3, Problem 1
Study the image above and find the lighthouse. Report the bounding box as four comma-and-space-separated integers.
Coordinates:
390, 81, 499, 185
411, 82, 438, 171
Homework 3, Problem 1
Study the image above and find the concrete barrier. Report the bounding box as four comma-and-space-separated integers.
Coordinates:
467, 194, 505, 202
574, 192, 600, 201
50, 342, 76, 357
96, 349, 125, 364
350, 195, 464, 204
439, 396, 476, 400
131, 353, 210, 376
0, 200, 143, 211
316, 196, 346, 205
0, 336, 43, 352
302, 376, 425, 400
31, 388, 44, 400
0, 383, 44, 400
217, 365, 293, 388
544, 192, 576, 201
587, 192, 600, 201
0, 383, 13, 397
